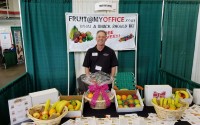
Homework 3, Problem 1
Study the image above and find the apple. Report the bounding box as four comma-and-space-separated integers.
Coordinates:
129, 104, 135, 107
118, 105, 123, 108
116, 95, 121, 100
33, 112, 40, 119
135, 104, 141, 107
71, 100, 77, 106
127, 94, 132, 99
117, 100, 123, 105
123, 100, 129, 105
68, 104, 74, 109
134, 99, 140, 104
128, 99, 134, 104
124, 105, 129, 108
42, 114, 48, 120
132, 94, 138, 99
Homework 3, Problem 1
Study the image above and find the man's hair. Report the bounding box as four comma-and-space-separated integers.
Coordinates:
96, 30, 107, 36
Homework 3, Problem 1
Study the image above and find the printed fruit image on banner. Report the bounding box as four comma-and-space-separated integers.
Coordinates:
119, 33, 133, 42
69, 26, 93, 43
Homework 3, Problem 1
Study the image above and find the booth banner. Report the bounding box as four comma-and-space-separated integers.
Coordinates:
0, 32, 12, 50
66, 13, 137, 52
14, 30, 25, 63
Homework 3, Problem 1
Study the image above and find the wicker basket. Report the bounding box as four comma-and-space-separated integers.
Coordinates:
84, 92, 114, 109
27, 104, 68, 125
151, 100, 189, 121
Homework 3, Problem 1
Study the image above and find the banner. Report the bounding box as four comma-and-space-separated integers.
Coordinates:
66, 13, 137, 52
0, 32, 12, 50
13, 30, 25, 64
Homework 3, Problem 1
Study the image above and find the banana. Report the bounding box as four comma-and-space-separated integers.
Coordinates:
179, 90, 189, 99
42, 99, 51, 115
163, 98, 168, 105
75, 100, 81, 110
152, 98, 158, 105
56, 100, 68, 115
69, 26, 78, 40
159, 98, 164, 107
167, 98, 172, 105
51, 101, 59, 109
174, 93, 180, 104
171, 99, 175, 105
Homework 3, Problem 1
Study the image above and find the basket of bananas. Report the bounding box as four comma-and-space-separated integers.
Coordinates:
27, 99, 68, 125
151, 95, 189, 121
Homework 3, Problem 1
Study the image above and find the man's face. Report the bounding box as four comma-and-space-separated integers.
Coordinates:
96, 32, 107, 46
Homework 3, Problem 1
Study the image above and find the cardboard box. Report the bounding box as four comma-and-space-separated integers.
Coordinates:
114, 89, 144, 112
172, 88, 193, 105
144, 85, 172, 106
29, 88, 59, 106
193, 88, 200, 105
60, 95, 84, 118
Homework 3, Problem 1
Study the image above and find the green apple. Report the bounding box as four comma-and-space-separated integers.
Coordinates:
42, 114, 48, 120
116, 95, 121, 100
134, 99, 140, 104
135, 104, 141, 107
71, 100, 77, 106
117, 100, 123, 105
127, 94, 132, 99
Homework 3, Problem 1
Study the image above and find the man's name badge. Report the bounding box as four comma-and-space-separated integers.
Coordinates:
92, 52, 98, 56
95, 65, 102, 71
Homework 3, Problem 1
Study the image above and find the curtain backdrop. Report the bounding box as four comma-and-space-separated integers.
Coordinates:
161, 1, 199, 80
192, 5, 200, 84
20, 0, 74, 94
119, 0, 162, 87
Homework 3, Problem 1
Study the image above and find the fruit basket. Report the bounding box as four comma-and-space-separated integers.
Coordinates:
27, 104, 68, 125
84, 90, 114, 109
151, 100, 189, 121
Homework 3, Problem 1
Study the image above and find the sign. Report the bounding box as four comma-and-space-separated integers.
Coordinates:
8, 96, 32, 125
0, 32, 12, 50
95, 2, 116, 11
65, 13, 138, 52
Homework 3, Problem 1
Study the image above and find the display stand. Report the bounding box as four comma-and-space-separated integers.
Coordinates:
66, 13, 138, 95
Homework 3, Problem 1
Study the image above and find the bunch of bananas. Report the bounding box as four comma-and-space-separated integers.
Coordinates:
152, 94, 184, 110
31, 99, 68, 120
175, 90, 189, 99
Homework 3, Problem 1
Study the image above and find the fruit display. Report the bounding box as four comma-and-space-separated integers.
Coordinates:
69, 26, 93, 43
151, 95, 188, 110
119, 33, 133, 42
116, 93, 141, 108
28, 99, 68, 120
65, 100, 82, 111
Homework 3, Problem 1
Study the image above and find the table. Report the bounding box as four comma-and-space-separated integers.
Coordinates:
61, 102, 191, 125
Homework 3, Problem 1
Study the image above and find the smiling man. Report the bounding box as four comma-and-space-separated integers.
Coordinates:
83, 30, 118, 78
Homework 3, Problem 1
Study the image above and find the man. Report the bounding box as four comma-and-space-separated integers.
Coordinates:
83, 30, 118, 79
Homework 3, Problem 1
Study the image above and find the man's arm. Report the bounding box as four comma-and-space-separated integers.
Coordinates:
110, 66, 117, 78
85, 67, 90, 76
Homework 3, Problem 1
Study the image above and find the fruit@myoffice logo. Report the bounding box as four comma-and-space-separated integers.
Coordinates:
68, 16, 125, 23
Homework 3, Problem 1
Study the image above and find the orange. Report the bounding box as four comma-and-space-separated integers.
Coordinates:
121, 95, 127, 100
49, 108, 56, 116
87, 93, 93, 99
